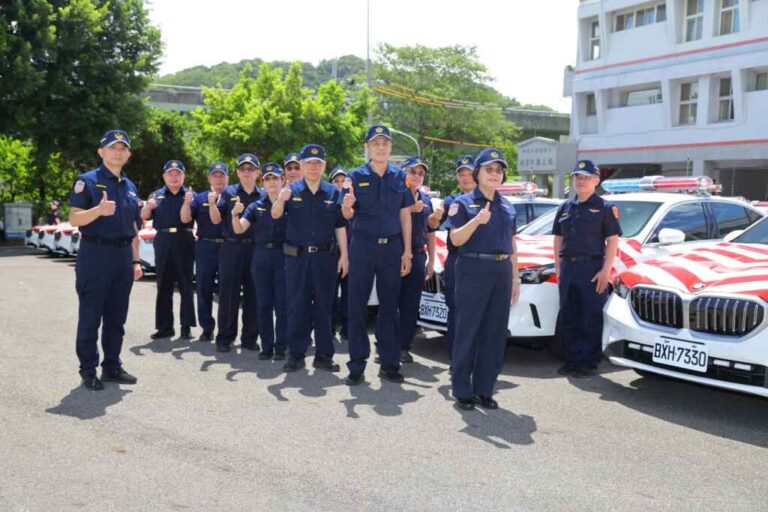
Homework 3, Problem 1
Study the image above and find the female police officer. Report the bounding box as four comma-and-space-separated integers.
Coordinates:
447, 148, 520, 411
231, 163, 288, 361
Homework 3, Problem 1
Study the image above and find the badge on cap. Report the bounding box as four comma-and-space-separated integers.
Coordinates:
266, 165, 273, 171
171, 162, 178, 168
490, 151, 499, 158
115, 133, 124, 140
245, 156, 252, 162
290, 156, 297, 161
375, 127, 384, 133
311, 148, 319, 155
461, 159, 469, 164
215, 163, 222, 169
612, 205, 620, 219
73, 180, 85, 194
448, 203, 459, 216
579, 162, 586, 169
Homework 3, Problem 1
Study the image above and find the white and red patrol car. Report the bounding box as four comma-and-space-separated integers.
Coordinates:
53, 223, 78, 256
38, 224, 60, 253
138, 220, 156, 272
418, 176, 765, 357
25, 226, 42, 248
604, 215, 768, 397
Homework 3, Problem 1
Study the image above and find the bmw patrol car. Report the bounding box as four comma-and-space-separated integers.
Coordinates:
419, 176, 764, 357
138, 220, 156, 272
604, 215, 768, 398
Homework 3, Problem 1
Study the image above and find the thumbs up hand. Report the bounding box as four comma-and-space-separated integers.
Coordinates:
411, 199, 426, 213
184, 188, 194, 205
99, 191, 116, 216
147, 194, 158, 210
278, 186, 292, 203
432, 199, 445, 218
475, 202, 491, 225
342, 186, 356, 209
232, 196, 244, 215
207, 190, 218, 205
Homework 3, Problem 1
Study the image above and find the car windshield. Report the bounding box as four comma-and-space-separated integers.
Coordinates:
519, 200, 662, 237
733, 217, 768, 244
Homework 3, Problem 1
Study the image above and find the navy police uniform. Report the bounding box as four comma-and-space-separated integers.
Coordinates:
440, 155, 475, 355
278, 145, 345, 366
553, 160, 622, 370
448, 148, 516, 404
70, 130, 140, 381
215, 154, 264, 350
148, 160, 196, 335
330, 167, 351, 339
242, 163, 288, 358
190, 162, 228, 337
345, 125, 415, 378
398, 157, 435, 355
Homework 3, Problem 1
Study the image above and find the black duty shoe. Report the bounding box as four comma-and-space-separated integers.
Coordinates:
456, 398, 475, 411
378, 368, 405, 384
180, 327, 193, 340
198, 331, 214, 342
345, 372, 365, 386
81, 375, 104, 391
401, 350, 414, 363
313, 357, 340, 372
216, 344, 231, 353
258, 350, 274, 361
150, 328, 175, 340
241, 343, 260, 352
475, 396, 499, 409
273, 350, 286, 361
101, 368, 138, 385
283, 358, 306, 372
557, 362, 578, 376
573, 364, 598, 378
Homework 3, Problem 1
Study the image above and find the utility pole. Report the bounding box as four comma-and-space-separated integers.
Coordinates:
366, 0, 373, 124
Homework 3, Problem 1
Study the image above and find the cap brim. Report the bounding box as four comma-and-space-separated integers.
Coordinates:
330, 172, 348, 179
408, 163, 429, 172
209, 169, 228, 175
456, 165, 473, 172
164, 168, 185, 173
103, 140, 130, 149
237, 162, 259, 168
366, 134, 392, 142
262, 171, 282, 178
571, 170, 596, 177
478, 158, 508, 169
301, 157, 325, 162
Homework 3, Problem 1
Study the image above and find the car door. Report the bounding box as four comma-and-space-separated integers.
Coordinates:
645, 201, 709, 259
707, 201, 764, 238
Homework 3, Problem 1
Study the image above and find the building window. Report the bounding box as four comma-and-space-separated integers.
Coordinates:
719, 0, 740, 35
656, 3, 667, 22
586, 93, 597, 116
620, 87, 663, 107
614, 3, 667, 31
589, 21, 601, 60
685, 0, 704, 42
718, 77, 734, 121
756, 72, 768, 91
679, 81, 698, 125
615, 12, 635, 31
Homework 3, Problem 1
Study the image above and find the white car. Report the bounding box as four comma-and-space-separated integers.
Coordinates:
26, 226, 42, 248
419, 176, 765, 357
604, 216, 768, 398
53, 223, 77, 255
38, 224, 59, 253
138, 220, 156, 272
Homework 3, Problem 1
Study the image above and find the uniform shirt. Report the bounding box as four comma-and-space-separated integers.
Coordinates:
410, 188, 436, 251
441, 191, 462, 253
344, 162, 415, 237
69, 165, 141, 239
242, 196, 287, 245
447, 188, 517, 255
217, 184, 264, 239
148, 186, 193, 231
190, 191, 224, 240
281, 179, 344, 246
552, 193, 622, 257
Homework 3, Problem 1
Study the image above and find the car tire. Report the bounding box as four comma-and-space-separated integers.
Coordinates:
545, 317, 565, 360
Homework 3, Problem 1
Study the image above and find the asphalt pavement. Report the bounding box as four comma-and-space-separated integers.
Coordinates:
1, 245, 768, 511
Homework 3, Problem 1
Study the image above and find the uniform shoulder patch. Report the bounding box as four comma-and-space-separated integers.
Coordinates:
448, 202, 459, 216
73, 180, 85, 193
612, 205, 620, 219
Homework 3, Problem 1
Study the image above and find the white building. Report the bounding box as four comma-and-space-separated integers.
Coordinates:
565, 0, 768, 198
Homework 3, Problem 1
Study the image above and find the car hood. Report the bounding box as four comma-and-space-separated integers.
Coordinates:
621, 242, 768, 301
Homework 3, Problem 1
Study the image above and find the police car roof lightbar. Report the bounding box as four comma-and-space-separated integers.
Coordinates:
498, 182, 548, 196
601, 175, 720, 194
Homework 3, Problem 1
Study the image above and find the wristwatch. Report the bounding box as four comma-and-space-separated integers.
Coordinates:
133, 260, 141, 265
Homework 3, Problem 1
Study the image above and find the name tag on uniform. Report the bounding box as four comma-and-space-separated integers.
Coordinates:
96, 184, 107, 189
292, 197, 302, 202
157, 195, 165, 199
202, 203, 209, 207
129, 191, 137, 197
589, 208, 600, 213
257, 207, 266, 211
469, 204, 480, 208
230, 197, 237, 202
324, 200, 335, 205
359, 182, 370, 187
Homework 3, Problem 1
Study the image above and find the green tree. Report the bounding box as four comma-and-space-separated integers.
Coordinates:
193, 61, 373, 174
0, 135, 35, 202
373, 44, 522, 195
0, 0, 162, 201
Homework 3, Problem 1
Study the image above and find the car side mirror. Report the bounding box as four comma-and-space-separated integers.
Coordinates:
658, 228, 686, 245
723, 230, 744, 243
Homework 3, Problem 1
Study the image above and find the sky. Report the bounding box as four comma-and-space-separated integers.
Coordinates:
147, 0, 579, 113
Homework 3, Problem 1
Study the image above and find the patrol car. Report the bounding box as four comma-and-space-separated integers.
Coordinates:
38, 224, 59, 253
25, 226, 42, 248
419, 176, 765, 357
418, 182, 561, 325
53, 223, 78, 255
604, 215, 768, 398
138, 220, 156, 272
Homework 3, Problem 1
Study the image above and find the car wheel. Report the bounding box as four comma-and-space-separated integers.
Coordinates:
545, 316, 565, 360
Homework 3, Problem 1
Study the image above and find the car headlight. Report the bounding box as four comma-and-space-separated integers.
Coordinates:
520, 264, 556, 284
613, 275, 630, 298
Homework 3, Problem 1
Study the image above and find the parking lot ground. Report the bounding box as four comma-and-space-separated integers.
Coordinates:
2, 249, 768, 511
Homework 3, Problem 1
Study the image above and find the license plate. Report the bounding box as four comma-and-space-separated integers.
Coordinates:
419, 294, 448, 324
652, 337, 708, 373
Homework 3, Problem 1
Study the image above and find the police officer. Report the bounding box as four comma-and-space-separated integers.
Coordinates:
69, 129, 143, 390
342, 125, 415, 385
447, 148, 520, 410
272, 145, 348, 372
553, 160, 621, 378
398, 156, 440, 363
441, 155, 476, 358
181, 161, 229, 342
47, 200, 62, 225
141, 160, 197, 340
212, 153, 263, 353
330, 167, 351, 340
232, 163, 288, 360
283, 152, 303, 185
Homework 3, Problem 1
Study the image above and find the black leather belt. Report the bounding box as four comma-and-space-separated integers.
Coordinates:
199, 237, 224, 243
225, 238, 253, 244
81, 234, 133, 247
463, 252, 510, 261
257, 242, 284, 249
284, 243, 335, 256
562, 255, 603, 262
157, 227, 193, 234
